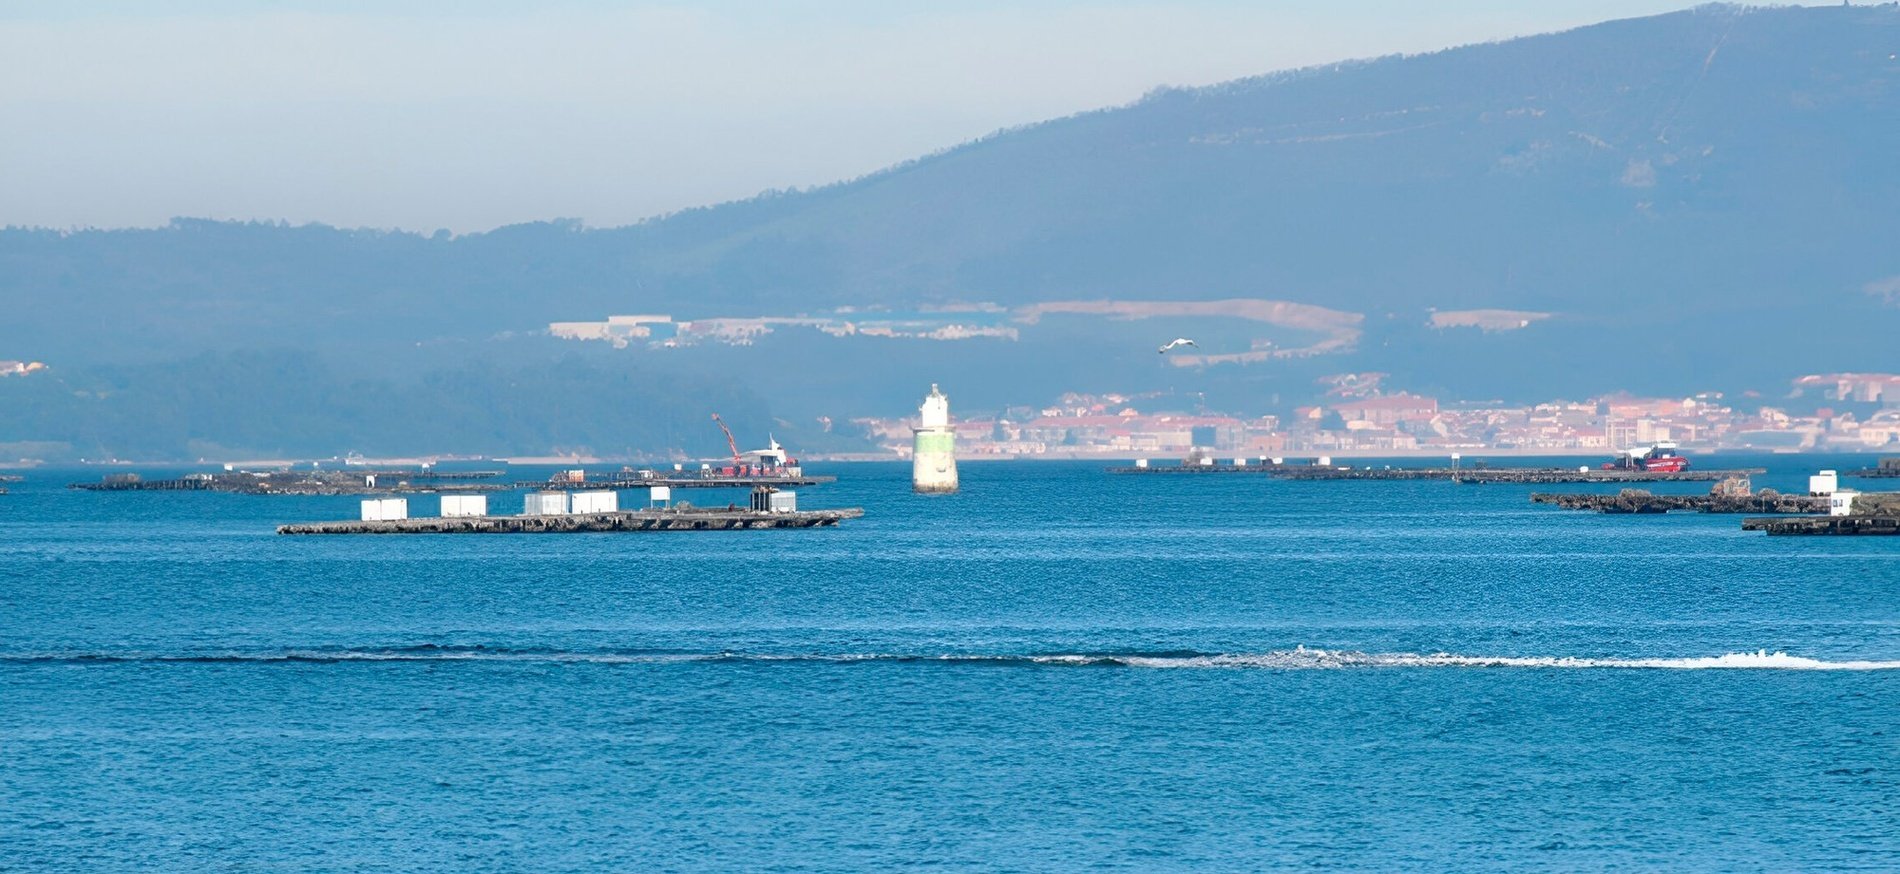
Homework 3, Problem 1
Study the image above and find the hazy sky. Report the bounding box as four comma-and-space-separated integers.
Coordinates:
2, 1, 1709, 232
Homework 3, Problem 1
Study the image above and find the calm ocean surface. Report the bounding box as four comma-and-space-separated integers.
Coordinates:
2, 456, 1896, 871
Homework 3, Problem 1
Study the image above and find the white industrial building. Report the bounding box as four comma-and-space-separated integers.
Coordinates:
360, 498, 408, 521
440, 495, 487, 517
749, 488, 797, 513
1829, 489, 1860, 517
523, 491, 570, 516
570, 490, 619, 514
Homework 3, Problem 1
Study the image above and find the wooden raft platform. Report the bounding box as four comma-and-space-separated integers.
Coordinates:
278, 507, 864, 535
1107, 465, 1283, 475
514, 475, 836, 489
1110, 465, 1762, 484
72, 471, 507, 495
74, 477, 214, 491
1272, 467, 1762, 483
1741, 516, 1900, 536
1532, 493, 1826, 514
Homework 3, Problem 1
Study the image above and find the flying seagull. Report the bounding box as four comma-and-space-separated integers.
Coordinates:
1158, 338, 1198, 354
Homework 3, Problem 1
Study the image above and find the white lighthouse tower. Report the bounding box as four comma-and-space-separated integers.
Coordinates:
912, 384, 958, 494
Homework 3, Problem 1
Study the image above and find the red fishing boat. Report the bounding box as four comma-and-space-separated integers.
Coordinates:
1603, 442, 1690, 473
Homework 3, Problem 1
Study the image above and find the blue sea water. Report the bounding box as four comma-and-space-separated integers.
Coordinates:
2, 456, 1897, 871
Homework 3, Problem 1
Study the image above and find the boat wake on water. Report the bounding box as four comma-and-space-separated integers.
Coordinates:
5, 645, 1899, 670
1099, 648, 1900, 671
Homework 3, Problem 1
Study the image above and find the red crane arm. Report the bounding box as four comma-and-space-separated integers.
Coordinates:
710, 413, 742, 464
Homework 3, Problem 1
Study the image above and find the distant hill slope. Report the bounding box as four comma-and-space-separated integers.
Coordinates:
3, 3, 1898, 456
603, 2, 1899, 322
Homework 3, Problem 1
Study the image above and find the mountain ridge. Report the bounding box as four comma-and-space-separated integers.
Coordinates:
3, 3, 1897, 457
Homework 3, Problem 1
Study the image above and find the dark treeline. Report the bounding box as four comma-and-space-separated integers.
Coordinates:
0, 351, 809, 460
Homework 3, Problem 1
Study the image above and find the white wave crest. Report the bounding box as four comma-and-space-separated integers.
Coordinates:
1088, 647, 1900, 671
8, 647, 1898, 670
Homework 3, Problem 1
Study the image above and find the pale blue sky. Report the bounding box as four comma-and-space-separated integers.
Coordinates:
1, 1, 1725, 231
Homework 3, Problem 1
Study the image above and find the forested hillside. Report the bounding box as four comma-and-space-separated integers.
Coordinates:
4, 4, 1897, 458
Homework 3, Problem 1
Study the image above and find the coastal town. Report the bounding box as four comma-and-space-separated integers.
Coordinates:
854, 372, 1900, 458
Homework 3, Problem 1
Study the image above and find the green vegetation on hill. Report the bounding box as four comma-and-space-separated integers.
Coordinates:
2, 4, 1897, 457
0, 352, 804, 460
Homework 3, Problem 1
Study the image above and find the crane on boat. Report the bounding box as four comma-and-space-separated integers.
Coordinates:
709, 413, 801, 478
710, 413, 742, 466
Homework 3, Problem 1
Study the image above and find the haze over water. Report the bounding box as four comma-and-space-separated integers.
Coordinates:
3, 456, 1896, 869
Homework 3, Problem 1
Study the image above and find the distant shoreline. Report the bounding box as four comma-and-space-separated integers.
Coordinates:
809, 446, 1859, 463
15, 446, 1888, 470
